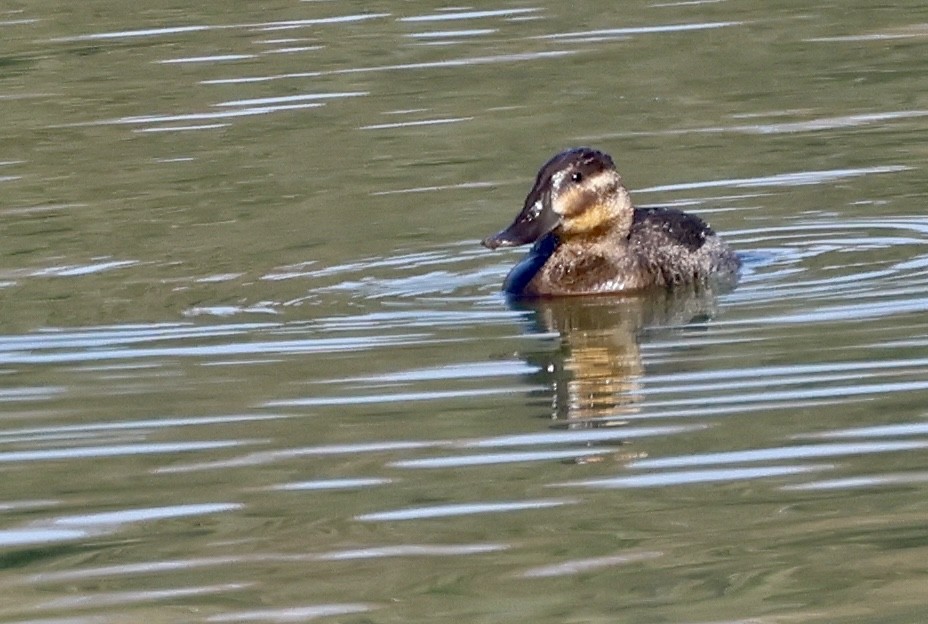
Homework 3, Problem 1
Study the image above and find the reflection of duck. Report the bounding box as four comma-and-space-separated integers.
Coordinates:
482, 147, 741, 297
515, 287, 723, 423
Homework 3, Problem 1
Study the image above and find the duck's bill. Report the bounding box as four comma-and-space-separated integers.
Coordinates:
481, 198, 561, 249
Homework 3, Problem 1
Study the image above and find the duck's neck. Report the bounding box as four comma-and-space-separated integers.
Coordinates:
606, 185, 635, 239
557, 187, 634, 246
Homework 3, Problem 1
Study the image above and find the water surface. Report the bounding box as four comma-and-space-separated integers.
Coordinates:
1, 1, 928, 622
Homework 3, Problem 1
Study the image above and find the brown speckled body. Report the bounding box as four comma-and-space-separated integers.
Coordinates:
482, 147, 741, 298
516, 208, 738, 296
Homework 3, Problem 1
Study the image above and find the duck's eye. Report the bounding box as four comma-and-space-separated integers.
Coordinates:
570, 171, 583, 183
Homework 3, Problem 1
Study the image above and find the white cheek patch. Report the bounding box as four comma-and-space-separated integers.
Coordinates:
550, 170, 569, 214
587, 170, 608, 193
527, 199, 544, 220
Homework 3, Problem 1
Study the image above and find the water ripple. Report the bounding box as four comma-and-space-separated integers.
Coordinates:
463, 425, 705, 447
0, 440, 248, 463
43, 583, 250, 610
201, 50, 575, 84
558, 464, 830, 489
804, 422, 928, 439
588, 110, 928, 138
360, 116, 473, 130
155, 440, 440, 473
264, 386, 542, 407
206, 604, 374, 622
85, 103, 325, 127
317, 543, 508, 560
641, 381, 928, 408
50, 25, 211, 41
392, 449, 609, 468
0, 332, 431, 364
520, 551, 662, 578
399, 8, 541, 22
216, 92, 367, 107
784, 472, 928, 491
407, 29, 498, 39
537, 21, 741, 41
270, 478, 392, 491
629, 440, 928, 469
156, 54, 256, 64
0, 503, 240, 547
639, 165, 909, 193
49, 13, 390, 41
52, 503, 242, 528
0, 414, 286, 438
357, 498, 575, 521
326, 360, 538, 383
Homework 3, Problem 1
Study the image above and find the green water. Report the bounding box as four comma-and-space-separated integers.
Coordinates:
1, 1, 927, 622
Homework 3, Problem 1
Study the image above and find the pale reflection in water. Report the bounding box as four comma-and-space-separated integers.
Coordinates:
511, 286, 727, 423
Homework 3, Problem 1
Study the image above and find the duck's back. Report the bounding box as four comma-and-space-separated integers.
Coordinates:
628, 207, 740, 287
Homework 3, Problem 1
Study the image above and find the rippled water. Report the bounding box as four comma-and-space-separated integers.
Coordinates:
2, 2, 928, 622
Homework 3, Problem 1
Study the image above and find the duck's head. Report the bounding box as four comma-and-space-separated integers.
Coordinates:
482, 147, 633, 249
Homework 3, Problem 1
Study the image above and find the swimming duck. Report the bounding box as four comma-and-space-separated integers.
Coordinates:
482, 147, 741, 297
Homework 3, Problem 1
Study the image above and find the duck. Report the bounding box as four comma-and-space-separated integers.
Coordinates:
481, 147, 741, 297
